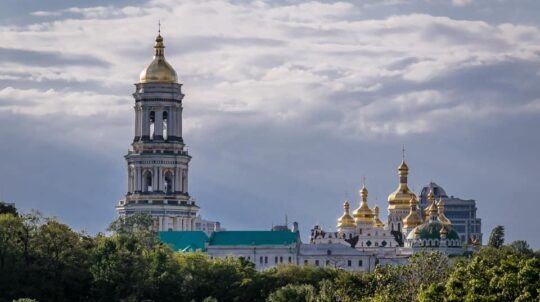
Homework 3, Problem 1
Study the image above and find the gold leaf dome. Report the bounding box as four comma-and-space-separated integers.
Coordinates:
437, 198, 451, 225
388, 160, 417, 210
139, 33, 178, 84
353, 185, 375, 223
403, 196, 422, 229
337, 200, 356, 228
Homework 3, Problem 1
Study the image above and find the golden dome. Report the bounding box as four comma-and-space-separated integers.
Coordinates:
353, 185, 375, 223
373, 206, 385, 228
403, 196, 422, 229
426, 197, 439, 220
337, 200, 356, 228
388, 159, 417, 209
437, 198, 451, 225
424, 189, 435, 218
139, 33, 178, 84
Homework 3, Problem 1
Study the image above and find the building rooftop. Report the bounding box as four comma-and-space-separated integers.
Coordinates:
208, 231, 299, 246
159, 231, 209, 252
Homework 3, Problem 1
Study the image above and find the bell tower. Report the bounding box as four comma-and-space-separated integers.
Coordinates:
116, 30, 198, 231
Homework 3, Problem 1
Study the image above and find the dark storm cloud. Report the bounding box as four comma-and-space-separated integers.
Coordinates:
0, 47, 110, 67
1, 0, 540, 249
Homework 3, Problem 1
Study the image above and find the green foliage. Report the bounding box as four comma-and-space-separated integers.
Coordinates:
0, 203, 17, 216
266, 284, 316, 302
1, 215, 538, 302
12, 299, 38, 302
488, 225, 505, 248
509, 240, 534, 256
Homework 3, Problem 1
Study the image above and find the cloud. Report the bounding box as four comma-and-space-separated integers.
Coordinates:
1, 0, 540, 247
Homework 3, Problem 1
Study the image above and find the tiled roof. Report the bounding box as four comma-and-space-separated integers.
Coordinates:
208, 231, 299, 246
159, 231, 209, 252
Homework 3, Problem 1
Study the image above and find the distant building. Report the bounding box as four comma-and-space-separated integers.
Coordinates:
159, 229, 405, 272
419, 182, 482, 244
194, 216, 223, 236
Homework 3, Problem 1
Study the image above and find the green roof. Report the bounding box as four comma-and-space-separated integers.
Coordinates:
159, 231, 209, 252
209, 231, 299, 246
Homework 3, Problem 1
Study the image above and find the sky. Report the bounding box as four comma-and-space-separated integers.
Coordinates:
1, 0, 539, 248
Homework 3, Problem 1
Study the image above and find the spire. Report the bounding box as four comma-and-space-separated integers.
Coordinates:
154, 24, 165, 58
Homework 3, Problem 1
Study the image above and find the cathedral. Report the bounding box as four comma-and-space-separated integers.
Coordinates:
309, 158, 467, 256
119, 29, 480, 270
116, 31, 219, 233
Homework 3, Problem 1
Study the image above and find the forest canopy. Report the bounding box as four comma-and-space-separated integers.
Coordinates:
0, 208, 538, 302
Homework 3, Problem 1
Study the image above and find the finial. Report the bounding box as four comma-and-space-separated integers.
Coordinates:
158, 20, 161, 34
402, 144, 405, 160
362, 175, 366, 187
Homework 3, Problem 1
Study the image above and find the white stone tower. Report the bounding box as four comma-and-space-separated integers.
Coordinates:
116, 30, 198, 231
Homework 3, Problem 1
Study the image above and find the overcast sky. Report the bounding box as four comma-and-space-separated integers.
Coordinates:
1, 0, 539, 247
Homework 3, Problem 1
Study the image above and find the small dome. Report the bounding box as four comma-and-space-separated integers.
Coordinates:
353, 185, 375, 223
403, 196, 422, 229
139, 33, 178, 84
408, 223, 460, 241
337, 200, 356, 228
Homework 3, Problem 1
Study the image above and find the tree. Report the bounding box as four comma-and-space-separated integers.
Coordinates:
108, 213, 158, 249
509, 240, 533, 256
0, 203, 17, 216
487, 225, 505, 248
267, 284, 316, 302
444, 246, 540, 301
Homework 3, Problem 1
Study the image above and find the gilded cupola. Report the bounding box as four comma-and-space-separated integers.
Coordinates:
373, 206, 385, 228
403, 196, 422, 229
337, 200, 356, 228
388, 159, 417, 210
437, 198, 451, 225
353, 185, 375, 223
424, 189, 435, 218
139, 31, 178, 84
426, 196, 439, 221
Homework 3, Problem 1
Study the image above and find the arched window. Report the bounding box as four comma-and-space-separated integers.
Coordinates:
163, 111, 168, 140
164, 171, 173, 194
149, 111, 155, 140
144, 171, 153, 192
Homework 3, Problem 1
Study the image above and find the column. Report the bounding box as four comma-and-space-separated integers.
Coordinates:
177, 107, 183, 138
134, 106, 139, 138
135, 167, 140, 192
158, 167, 164, 192
142, 107, 149, 138
154, 109, 163, 139
175, 167, 181, 192
153, 167, 158, 192
184, 169, 188, 192
169, 108, 175, 138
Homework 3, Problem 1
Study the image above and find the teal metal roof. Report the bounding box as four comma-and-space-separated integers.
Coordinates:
159, 231, 209, 252
208, 231, 299, 246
